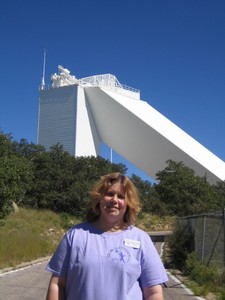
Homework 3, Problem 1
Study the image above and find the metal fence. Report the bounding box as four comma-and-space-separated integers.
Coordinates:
180, 209, 225, 268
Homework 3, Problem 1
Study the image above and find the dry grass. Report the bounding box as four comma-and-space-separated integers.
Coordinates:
0, 208, 81, 269
136, 212, 175, 232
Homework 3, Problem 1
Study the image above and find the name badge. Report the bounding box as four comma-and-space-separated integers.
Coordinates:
124, 239, 140, 249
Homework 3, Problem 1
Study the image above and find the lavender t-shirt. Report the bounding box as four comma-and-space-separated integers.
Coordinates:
47, 222, 168, 300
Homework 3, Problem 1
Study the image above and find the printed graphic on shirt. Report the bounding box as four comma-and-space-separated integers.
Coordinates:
107, 246, 131, 263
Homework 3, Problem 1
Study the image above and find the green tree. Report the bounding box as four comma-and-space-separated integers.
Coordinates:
73, 155, 126, 182
0, 131, 13, 157
25, 143, 127, 216
12, 138, 45, 158
155, 160, 221, 216
25, 144, 75, 209
130, 174, 167, 215
0, 155, 33, 220
212, 181, 225, 208
130, 174, 152, 211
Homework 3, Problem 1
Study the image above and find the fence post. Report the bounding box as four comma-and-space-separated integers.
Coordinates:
223, 208, 225, 266
201, 215, 206, 264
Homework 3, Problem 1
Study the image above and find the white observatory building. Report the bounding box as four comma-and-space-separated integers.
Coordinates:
37, 65, 225, 184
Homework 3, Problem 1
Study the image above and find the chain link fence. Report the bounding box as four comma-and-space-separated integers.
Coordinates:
179, 209, 225, 268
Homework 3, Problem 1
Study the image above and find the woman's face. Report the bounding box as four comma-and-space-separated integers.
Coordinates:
99, 182, 127, 224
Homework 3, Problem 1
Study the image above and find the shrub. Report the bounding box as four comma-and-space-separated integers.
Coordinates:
166, 220, 194, 270
186, 252, 217, 285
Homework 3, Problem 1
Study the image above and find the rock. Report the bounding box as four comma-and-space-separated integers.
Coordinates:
205, 292, 217, 300
12, 201, 19, 213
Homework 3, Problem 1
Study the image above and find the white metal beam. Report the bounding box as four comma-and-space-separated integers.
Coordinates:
84, 86, 225, 184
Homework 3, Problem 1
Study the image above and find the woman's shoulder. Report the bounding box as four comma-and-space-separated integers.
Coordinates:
126, 225, 151, 240
61, 221, 93, 243
67, 221, 90, 232
66, 221, 100, 236
129, 225, 149, 234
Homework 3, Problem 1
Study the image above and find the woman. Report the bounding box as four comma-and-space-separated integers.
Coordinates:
46, 173, 168, 300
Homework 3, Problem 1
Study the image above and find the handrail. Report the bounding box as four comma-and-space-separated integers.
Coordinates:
79, 74, 140, 94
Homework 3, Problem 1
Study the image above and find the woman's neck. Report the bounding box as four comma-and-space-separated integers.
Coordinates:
92, 218, 127, 233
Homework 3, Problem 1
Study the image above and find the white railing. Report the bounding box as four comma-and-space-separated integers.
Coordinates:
79, 74, 140, 95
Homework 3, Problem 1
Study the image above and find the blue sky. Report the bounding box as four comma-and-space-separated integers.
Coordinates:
0, 0, 225, 182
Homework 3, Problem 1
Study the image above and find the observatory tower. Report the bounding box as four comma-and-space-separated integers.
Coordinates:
37, 66, 225, 184
38, 65, 100, 157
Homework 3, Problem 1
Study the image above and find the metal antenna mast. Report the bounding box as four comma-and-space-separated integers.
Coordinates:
41, 48, 46, 90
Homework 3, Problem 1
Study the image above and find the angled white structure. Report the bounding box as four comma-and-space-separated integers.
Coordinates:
37, 66, 225, 184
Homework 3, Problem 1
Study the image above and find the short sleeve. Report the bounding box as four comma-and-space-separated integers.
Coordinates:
139, 235, 168, 288
46, 232, 72, 278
